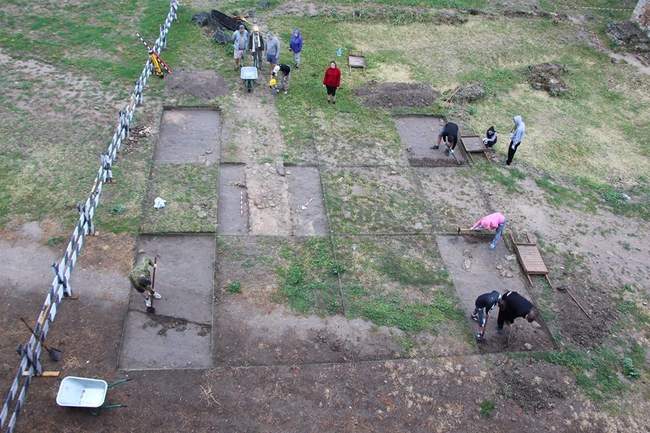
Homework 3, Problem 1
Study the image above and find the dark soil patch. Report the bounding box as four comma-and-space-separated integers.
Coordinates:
451, 82, 486, 103
498, 357, 570, 412
607, 20, 650, 52
394, 116, 468, 167
165, 70, 229, 100
355, 82, 439, 109
218, 164, 249, 235
155, 107, 221, 165
287, 166, 328, 236
527, 63, 569, 96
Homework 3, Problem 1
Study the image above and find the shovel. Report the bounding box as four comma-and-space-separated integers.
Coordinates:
556, 286, 591, 319
20, 317, 63, 362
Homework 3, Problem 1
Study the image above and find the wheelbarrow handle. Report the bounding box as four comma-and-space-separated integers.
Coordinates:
107, 378, 132, 389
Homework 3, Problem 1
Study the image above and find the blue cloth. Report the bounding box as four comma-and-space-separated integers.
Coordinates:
511, 115, 525, 144
232, 30, 249, 51
290, 29, 303, 53
489, 222, 506, 249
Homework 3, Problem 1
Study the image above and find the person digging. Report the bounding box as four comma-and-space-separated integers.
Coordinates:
129, 255, 162, 313
472, 290, 502, 341
434, 121, 460, 163
466, 212, 507, 250
496, 290, 539, 337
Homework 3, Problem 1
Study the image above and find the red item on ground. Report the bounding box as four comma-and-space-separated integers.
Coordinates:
323, 66, 341, 88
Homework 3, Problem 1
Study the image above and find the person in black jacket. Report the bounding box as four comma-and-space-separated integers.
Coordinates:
472, 290, 501, 340
497, 290, 539, 333
483, 126, 497, 148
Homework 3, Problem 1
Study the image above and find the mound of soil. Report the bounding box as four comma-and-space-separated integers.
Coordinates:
527, 63, 568, 96
607, 20, 650, 52
165, 70, 229, 100
354, 81, 439, 108
451, 82, 485, 103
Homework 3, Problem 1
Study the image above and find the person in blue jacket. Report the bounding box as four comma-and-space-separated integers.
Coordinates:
289, 28, 303, 69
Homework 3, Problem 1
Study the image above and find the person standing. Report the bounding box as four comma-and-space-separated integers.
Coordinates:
128, 256, 162, 311
507, 115, 525, 165
497, 290, 539, 333
470, 212, 507, 250
289, 28, 303, 69
483, 126, 497, 148
248, 25, 265, 70
266, 32, 280, 71
472, 290, 502, 340
322, 61, 341, 104
232, 24, 249, 70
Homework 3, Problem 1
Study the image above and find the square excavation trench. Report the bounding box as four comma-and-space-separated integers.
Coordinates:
218, 164, 249, 235
394, 116, 468, 167
155, 107, 221, 165
436, 235, 554, 353
119, 235, 216, 369
287, 166, 328, 236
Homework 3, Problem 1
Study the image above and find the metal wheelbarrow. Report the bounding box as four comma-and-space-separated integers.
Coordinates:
56, 376, 131, 415
240, 66, 258, 92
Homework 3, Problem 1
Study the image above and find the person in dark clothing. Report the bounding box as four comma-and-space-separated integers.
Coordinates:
483, 126, 497, 148
497, 290, 539, 332
436, 121, 459, 155
472, 290, 502, 340
248, 25, 265, 69
271, 64, 291, 94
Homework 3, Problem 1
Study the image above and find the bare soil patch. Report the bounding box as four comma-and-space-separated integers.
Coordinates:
165, 69, 229, 101
119, 234, 216, 369
218, 164, 249, 235
436, 235, 555, 353
355, 82, 439, 109
155, 107, 221, 165
394, 116, 468, 167
287, 166, 328, 236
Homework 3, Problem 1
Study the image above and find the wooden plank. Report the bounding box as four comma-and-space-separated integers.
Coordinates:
461, 135, 487, 153
517, 245, 549, 274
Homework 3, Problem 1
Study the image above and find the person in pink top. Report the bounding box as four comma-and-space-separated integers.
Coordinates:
470, 212, 507, 249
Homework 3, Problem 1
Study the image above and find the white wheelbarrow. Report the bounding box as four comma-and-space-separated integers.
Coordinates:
56, 376, 130, 415
240, 66, 258, 92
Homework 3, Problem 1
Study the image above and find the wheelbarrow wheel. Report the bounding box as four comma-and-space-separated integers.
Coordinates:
246, 80, 253, 92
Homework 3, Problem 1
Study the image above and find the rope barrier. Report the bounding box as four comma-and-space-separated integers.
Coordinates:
0, 2, 179, 432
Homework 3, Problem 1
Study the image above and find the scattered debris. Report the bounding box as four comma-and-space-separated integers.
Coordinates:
524, 343, 533, 351
527, 63, 569, 96
449, 82, 485, 103
301, 198, 314, 210
154, 197, 166, 209
276, 161, 286, 176
607, 20, 650, 52
354, 81, 439, 108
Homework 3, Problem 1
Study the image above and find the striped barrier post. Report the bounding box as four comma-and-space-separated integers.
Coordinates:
0, 2, 179, 432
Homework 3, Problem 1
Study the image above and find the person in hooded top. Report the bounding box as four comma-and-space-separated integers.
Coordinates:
472, 290, 502, 340
507, 115, 525, 165
483, 126, 497, 148
289, 28, 303, 69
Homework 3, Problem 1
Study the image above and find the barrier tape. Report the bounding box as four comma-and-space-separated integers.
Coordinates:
0, 2, 179, 432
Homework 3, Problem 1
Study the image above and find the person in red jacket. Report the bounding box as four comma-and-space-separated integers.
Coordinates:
322, 61, 341, 104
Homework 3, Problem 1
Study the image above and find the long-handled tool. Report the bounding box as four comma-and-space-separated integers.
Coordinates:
136, 33, 172, 77
556, 285, 591, 319
445, 142, 462, 165
20, 317, 63, 362
147, 256, 158, 314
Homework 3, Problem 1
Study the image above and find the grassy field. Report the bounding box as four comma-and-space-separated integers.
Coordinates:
268, 13, 650, 218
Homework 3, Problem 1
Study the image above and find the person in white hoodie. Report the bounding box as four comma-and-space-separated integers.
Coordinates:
506, 115, 525, 165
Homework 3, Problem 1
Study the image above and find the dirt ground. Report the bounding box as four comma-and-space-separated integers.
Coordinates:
2, 2, 650, 433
